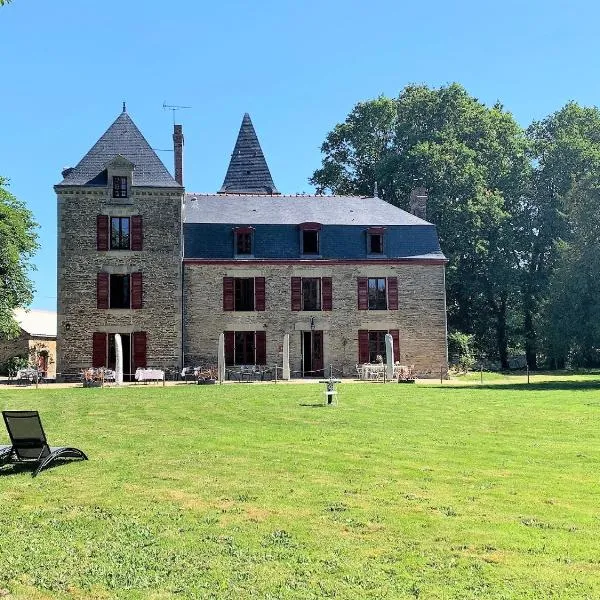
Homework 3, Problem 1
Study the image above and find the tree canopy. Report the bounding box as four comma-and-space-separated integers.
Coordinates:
311, 84, 600, 368
0, 177, 38, 338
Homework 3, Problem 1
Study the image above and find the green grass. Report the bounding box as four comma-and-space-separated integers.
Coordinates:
1, 380, 600, 599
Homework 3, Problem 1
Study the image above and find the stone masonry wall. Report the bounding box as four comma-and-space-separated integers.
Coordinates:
184, 262, 447, 377
56, 187, 182, 378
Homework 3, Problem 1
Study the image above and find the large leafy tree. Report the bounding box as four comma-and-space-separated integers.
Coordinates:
0, 177, 39, 337
311, 84, 530, 367
544, 174, 600, 367
523, 103, 600, 368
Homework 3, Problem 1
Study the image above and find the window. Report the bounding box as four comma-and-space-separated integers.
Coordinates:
302, 278, 321, 311
234, 332, 255, 365
367, 227, 385, 255
302, 230, 319, 254
235, 230, 253, 255
369, 232, 383, 254
234, 278, 255, 311
110, 274, 130, 308
368, 277, 387, 310
112, 176, 128, 198
111, 217, 130, 250
368, 331, 388, 363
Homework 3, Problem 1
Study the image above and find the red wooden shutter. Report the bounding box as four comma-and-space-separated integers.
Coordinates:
97, 215, 109, 251
131, 215, 143, 251
322, 277, 332, 311
358, 330, 369, 363
223, 277, 234, 311
92, 332, 107, 367
255, 331, 266, 365
387, 277, 398, 310
133, 331, 147, 369
291, 277, 302, 311
97, 272, 109, 309
357, 277, 368, 310
131, 272, 143, 309
255, 277, 265, 311
224, 331, 235, 365
390, 330, 400, 362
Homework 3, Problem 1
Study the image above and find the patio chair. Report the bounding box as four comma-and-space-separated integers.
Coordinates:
0, 411, 88, 477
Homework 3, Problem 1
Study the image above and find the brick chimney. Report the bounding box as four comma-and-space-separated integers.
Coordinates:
173, 124, 184, 186
409, 187, 428, 220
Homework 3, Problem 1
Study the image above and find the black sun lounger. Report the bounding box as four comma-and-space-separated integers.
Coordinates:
0, 411, 87, 477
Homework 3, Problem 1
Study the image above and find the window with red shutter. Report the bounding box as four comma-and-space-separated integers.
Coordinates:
387, 277, 398, 310
92, 332, 107, 367
291, 277, 302, 311
132, 331, 147, 370
358, 330, 369, 363
255, 331, 266, 365
322, 277, 332, 311
390, 330, 400, 362
224, 331, 235, 365
357, 277, 368, 310
255, 277, 265, 311
131, 272, 143, 309
97, 272, 109, 309
223, 277, 234, 311
131, 215, 143, 251
97, 215, 109, 251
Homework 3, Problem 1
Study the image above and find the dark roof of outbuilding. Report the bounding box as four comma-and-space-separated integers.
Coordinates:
184, 194, 432, 226
218, 114, 279, 195
56, 110, 180, 188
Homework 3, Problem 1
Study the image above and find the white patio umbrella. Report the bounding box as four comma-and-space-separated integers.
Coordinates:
217, 333, 225, 383
282, 333, 290, 380
115, 333, 123, 385
385, 333, 394, 381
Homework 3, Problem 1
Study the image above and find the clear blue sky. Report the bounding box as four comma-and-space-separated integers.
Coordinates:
1, 0, 599, 310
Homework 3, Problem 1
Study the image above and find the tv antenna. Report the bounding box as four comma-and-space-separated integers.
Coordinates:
162, 102, 191, 124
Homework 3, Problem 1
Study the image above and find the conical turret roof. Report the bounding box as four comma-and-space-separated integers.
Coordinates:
57, 109, 180, 188
219, 113, 279, 194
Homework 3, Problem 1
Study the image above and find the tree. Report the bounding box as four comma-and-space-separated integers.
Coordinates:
544, 174, 600, 367
0, 177, 38, 338
311, 84, 530, 367
0, 1, 13, 6
523, 102, 600, 368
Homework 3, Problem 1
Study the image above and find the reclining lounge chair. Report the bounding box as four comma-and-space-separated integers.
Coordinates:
0, 411, 87, 477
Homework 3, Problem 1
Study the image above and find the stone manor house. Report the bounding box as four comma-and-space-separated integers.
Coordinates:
55, 108, 448, 379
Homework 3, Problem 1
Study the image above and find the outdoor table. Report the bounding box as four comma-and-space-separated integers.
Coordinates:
135, 368, 165, 383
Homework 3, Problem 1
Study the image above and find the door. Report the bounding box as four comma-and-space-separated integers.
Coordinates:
302, 331, 324, 377
108, 333, 132, 381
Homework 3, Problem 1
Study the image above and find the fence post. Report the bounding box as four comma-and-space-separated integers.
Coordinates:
440, 366, 443, 385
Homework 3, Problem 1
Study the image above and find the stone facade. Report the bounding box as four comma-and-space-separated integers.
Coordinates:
56, 186, 182, 378
0, 333, 56, 378
183, 261, 447, 377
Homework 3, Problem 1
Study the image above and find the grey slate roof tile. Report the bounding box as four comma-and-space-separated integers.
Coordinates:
218, 114, 279, 194
184, 194, 432, 226
56, 110, 180, 188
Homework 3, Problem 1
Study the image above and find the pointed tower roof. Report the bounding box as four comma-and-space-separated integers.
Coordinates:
57, 109, 180, 188
219, 113, 279, 194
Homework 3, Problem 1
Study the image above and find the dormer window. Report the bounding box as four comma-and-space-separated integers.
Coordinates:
367, 227, 385, 255
112, 176, 128, 198
300, 222, 322, 255
234, 226, 254, 256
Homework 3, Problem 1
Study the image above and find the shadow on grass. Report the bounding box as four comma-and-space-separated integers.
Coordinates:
299, 403, 328, 408
442, 380, 600, 392
0, 458, 83, 477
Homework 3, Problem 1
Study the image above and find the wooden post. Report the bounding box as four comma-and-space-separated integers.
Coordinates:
440, 366, 443, 384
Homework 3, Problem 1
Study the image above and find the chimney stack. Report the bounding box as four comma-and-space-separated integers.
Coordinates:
173, 124, 184, 186
409, 187, 428, 220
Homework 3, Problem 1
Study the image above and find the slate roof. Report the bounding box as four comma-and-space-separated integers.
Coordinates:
56, 110, 180, 188
218, 114, 279, 195
14, 309, 57, 338
184, 194, 432, 226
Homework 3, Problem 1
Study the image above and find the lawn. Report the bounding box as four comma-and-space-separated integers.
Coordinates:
1, 379, 600, 599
